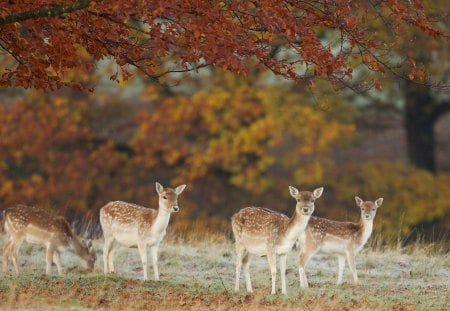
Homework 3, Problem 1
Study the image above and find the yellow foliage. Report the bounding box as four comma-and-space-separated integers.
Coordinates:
325, 161, 450, 238
133, 71, 354, 193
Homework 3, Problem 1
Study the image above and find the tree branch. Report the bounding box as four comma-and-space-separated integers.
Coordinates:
0, 0, 92, 26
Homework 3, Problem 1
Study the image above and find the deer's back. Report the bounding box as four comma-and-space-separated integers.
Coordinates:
232, 207, 290, 255
4, 205, 72, 244
100, 201, 157, 230
301, 216, 362, 254
307, 216, 360, 240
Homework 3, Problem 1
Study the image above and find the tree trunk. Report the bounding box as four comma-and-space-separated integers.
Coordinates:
404, 81, 436, 172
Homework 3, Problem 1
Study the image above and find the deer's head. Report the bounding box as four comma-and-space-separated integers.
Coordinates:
289, 186, 323, 216
156, 182, 186, 213
355, 196, 383, 221
80, 239, 96, 269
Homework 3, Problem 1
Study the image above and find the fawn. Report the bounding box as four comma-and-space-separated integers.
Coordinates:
297, 196, 383, 287
2, 205, 96, 275
231, 186, 323, 294
99, 182, 186, 280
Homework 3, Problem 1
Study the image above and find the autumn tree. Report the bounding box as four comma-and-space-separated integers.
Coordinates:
337, 0, 448, 173
132, 71, 354, 216
0, 93, 125, 218
0, 0, 446, 91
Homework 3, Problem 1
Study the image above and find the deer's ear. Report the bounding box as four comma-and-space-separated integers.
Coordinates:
86, 240, 93, 248
175, 184, 186, 195
289, 186, 299, 198
155, 182, 164, 195
355, 196, 364, 207
375, 198, 384, 208
313, 187, 324, 199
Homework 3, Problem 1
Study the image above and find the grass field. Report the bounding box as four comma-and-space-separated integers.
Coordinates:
0, 234, 449, 310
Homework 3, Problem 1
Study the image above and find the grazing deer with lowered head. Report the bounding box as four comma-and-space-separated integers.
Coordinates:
231, 186, 323, 295
100, 182, 186, 280
297, 196, 383, 287
2, 205, 96, 275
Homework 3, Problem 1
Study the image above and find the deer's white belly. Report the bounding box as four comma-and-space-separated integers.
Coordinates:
112, 225, 139, 247
24, 225, 54, 245
25, 233, 48, 245
319, 235, 350, 254
275, 241, 295, 255
241, 236, 268, 256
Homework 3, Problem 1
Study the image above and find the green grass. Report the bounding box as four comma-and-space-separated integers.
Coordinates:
0, 236, 448, 310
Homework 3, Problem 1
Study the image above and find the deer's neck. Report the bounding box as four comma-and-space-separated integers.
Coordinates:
69, 235, 88, 259
282, 210, 310, 243
152, 206, 172, 233
357, 218, 373, 249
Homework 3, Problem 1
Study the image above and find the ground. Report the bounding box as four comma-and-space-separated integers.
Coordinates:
0, 235, 448, 310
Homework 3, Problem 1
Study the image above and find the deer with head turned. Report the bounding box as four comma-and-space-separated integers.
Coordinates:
297, 196, 383, 287
2, 205, 96, 275
100, 182, 186, 280
231, 186, 323, 295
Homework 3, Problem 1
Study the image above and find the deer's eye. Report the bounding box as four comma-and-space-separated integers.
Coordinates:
163, 196, 167, 200
372, 208, 375, 212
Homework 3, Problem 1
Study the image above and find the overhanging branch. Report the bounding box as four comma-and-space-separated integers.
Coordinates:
0, 0, 92, 26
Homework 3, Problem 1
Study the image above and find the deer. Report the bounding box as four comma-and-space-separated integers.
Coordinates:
231, 186, 323, 295
297, 196, 383, 288
2, 205, 96, 275
99, 182, 186, 281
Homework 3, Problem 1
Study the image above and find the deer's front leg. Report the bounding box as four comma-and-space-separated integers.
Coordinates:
53, 251, 63, 275
267, 252, 277, 294
337, 255, 345, 285
46, 242, 55, 274
150, 245, 159, 281
138, 242, 148, 280
345, 249, 358, 284
279, 254, 287, 295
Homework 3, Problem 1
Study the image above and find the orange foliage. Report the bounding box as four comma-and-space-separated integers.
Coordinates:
0, 94, 124, 216
0, 1, 447, 90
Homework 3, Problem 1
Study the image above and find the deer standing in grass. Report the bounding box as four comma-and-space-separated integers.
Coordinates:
297, 196, 383, 287
2, 205, 96, 275
100, 182, 186, 280
231, 186, 323, 295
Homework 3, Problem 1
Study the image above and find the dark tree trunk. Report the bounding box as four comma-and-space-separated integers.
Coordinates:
404, 82, 436, 172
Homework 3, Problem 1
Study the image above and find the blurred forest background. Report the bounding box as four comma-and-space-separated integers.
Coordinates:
0, 1, 449, 245
1, 63, 449, 244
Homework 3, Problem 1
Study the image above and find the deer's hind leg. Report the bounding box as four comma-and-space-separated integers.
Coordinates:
102, 233, 115, 274
242, 251, 253, 293
2, 239, 12, 272
298, 245, 318, 288
11, 237, 24, 274
234, 242, 246, 292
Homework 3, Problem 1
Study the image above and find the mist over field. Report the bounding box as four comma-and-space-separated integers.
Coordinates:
0, 235, 449, 310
